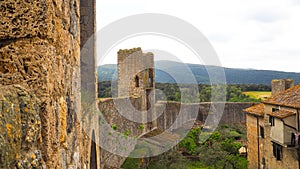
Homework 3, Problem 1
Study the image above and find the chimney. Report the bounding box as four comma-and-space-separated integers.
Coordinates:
271, 79, 294, 96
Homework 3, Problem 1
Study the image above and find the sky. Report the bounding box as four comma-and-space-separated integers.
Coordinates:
96, 0, 300, 73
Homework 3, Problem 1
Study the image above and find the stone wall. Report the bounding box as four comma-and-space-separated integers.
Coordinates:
0, 0, 90, 168
98, 97, 148, 168
156, 102, 253, 131
97, 98, 253, 167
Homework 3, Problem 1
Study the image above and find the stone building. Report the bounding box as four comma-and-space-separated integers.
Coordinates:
245, 79, 300, 169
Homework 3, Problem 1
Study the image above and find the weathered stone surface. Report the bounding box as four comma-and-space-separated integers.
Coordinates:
0, 0, 90, 168
0, 0, 50, 40
0, 85, 45, 168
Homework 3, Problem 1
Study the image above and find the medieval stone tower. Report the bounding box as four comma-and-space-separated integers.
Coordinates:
117, 48, 155, 111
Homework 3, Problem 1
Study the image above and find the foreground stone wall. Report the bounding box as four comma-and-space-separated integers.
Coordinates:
0, 0, 89, 168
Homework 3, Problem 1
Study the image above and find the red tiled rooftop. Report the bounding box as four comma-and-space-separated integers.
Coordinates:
268, 109, 296, 119
263, 84, 300, 108
244, 103, 264, 117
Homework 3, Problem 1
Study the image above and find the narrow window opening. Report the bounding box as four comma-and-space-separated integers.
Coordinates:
149, 68, 154, 87
135, 75, 139, 87
291, 133, 296, 146
269, 116, 275, 126
262, 157, 266, 166
260, 126, 264, 138
272, 142, 282, 160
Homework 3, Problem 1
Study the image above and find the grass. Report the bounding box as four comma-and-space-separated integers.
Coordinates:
243, 91, 271, 101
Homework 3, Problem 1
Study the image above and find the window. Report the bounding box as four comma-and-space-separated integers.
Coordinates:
272, 142, 282, 160
135, 75, 139, 87
272, 107, 280, 112
260, 126, 265, 138
148, 69, 154, 87
269, 116, 275, 126
262, 157, 266, 166
291, 133, 296, 146
148, 77, 152, 87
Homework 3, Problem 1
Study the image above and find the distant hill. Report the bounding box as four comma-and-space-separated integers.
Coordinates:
98, 61, 300, 85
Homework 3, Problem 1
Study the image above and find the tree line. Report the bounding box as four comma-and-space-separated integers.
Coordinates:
98, 82, 269, 102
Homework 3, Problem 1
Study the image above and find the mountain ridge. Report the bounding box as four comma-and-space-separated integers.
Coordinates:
98, 61, 300, 85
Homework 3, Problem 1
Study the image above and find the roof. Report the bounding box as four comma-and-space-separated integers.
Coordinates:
268, 109, 296, 119
263, 84, 300, 108
244, 103, 264, 117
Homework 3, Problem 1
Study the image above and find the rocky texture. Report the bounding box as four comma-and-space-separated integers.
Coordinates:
0, 85, 44, 168
0, 0, 49, 40
0, 0, 92, 168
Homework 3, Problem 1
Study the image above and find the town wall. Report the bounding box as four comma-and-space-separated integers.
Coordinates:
97, 99, 253, 167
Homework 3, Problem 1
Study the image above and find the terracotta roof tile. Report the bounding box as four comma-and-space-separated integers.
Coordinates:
244, 103, 264, 117
268, 109, 296, 119
263, 84, 300, 108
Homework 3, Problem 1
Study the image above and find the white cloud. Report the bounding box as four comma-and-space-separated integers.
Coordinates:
246, 8, 288, 23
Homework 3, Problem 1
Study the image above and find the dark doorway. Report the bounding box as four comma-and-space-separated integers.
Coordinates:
135, 75, 139, 87
90, 130, 97, 169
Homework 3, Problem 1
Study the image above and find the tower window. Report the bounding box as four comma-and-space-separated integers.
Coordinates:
269, 116, 275, 126
149, 69, 154, 87
135, 75, 139, 87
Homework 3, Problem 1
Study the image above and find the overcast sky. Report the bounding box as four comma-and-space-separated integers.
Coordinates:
96, 0, 300, 73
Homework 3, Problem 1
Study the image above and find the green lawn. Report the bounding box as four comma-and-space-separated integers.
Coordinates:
243, 91, 271, 101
